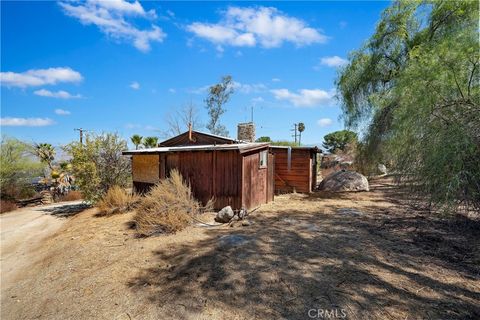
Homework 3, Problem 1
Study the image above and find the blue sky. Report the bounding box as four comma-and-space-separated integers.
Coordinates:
1, 1, 389, 148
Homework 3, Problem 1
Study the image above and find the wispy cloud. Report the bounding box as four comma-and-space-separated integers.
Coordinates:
59, 0, 165, 52
318, 55, 348, 68
34, 89, 82, 99
271, 88, 335, 107
187, 6, 327, 50
168, 88, 176, 93
0, 67, 82, 88
317, 118, 333, 127
1, 117, 55, 127
271, 78, 281, 82
189, 81, 267, 95
130, 81, 140, 90
55, 109, 71, 115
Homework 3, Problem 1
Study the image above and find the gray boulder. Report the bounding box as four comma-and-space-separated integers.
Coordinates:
215, 206, 234, 223
319, 170, 369, 192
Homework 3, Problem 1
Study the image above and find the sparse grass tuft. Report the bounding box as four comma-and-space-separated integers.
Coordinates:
0, 200, 18, 214
59, 191, 83, 202
133, 169, 210, 236
97, 186, 138, 216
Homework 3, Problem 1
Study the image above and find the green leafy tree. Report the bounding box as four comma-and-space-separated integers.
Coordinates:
256, 136, 272, 142
205, 75, 234, 136
0, 137, 44, 199
64, 133, 130, 203
143, 136, 159, 148
298, 122, 305, 145
336, 0, 480, 211
130, 134, 143, 150
322, 130, 358, 153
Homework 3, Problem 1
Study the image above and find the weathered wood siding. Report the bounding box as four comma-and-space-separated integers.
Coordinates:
164, 150, 243, 209
272, 149, 313, 193
132, 154, 160, 184
242, 152, 268, 209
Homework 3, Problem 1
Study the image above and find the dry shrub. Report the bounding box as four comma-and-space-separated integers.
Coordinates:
59, 191, 83, 202
97, 186, 138, 216
134, 169, 210, 236
0, 200, 17, 214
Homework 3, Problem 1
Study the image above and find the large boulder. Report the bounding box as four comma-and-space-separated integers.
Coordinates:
319, 170, 369, 192
215, 206, 235, 223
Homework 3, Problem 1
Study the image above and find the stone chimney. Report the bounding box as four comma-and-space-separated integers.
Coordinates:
237, 122, 255, 142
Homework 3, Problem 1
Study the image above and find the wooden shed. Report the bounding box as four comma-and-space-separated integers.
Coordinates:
123, 143, 274, 210
270, 146, 321, 194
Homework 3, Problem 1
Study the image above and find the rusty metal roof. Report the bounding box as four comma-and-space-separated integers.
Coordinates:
123, 142, 269, 155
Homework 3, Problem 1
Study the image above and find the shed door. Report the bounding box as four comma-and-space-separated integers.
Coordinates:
267, 153, 275, 202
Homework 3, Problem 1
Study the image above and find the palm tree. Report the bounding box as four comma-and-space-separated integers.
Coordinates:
130, 134, 143, 150
298, 122, 305, 146
143, 136, 159, 148
33, 143, 55, 170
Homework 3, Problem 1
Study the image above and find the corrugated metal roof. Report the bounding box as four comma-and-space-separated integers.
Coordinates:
269, 145, 321, 152
123, 142, 269, 155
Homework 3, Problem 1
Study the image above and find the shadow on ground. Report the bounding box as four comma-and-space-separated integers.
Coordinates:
36, 203, 89, 218
128, 183, 480, 320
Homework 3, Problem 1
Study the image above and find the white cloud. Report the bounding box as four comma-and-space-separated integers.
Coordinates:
271, 78, 281, 82
232, 81, 267, 94
55, 109, 71, 115
271, 88, 335, 107
252, 96, 264, 103
187, 6, 327, 49
130, 81, 140, 90
34, 89, 82, 99
1, 117, 55, 127
0, 67, 83, 88
59, 0, 165, 52
317, 118, 333, 127
168, 88, 176, 93
319, 56, 348, 68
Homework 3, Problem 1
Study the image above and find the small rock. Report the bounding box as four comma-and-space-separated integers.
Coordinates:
237, 208, 248, 220
215, 206, 235, 223
241, 220, 251, 226
378, 164, 387, 175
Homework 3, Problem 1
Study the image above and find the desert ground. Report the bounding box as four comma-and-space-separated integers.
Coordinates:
1, 178, 479, 320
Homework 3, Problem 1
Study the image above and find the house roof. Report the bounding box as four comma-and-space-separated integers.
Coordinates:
159, 130, 242, 147
123, 142, 269, 155
269, 145, 321, 152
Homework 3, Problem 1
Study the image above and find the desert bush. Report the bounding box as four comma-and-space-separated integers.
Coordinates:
97, 186, 137, 215
0, 200, 17, 214
58, 191, 83, 202
64, 133, 130, 203
134, 170, 210, 236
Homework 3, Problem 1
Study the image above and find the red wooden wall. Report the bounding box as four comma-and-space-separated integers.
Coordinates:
271, 148, 315, 193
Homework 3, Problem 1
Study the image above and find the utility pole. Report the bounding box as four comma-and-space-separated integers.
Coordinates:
291, 123, 298, 145
74, 128, 85, 144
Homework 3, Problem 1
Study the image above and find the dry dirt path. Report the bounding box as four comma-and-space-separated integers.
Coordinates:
1, 179, 479, 320
0, 201, 85, 292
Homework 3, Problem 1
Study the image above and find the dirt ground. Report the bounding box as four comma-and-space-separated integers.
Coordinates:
1, 178, 479, 320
